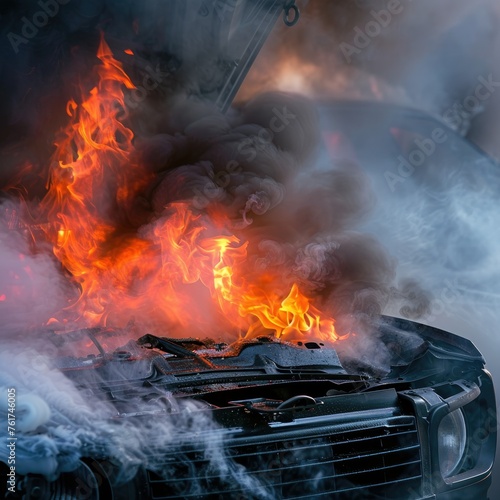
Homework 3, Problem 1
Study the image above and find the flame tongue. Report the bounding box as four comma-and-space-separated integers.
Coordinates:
32, 36, 342, 343
38, 36, 151, 323
241, 283, 340, 341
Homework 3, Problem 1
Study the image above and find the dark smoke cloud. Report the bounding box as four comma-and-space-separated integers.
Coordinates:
236, 2, 498, 492
141, 89, 432, 340
0, 0, 433, 358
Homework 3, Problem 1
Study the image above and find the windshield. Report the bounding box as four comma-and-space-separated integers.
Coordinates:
319, 101, 500, 351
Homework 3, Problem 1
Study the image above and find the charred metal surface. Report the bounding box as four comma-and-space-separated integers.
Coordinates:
4, 316, 496, 499
10, 316, 489, 499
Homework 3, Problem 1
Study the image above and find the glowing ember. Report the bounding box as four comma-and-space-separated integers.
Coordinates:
28, 36, 343, 343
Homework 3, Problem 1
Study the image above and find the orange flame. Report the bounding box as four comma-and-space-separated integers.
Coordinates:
211, 239, 342, 341
33, 36, 343, 343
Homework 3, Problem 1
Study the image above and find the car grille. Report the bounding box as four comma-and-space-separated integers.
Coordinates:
146, 414, 422, 499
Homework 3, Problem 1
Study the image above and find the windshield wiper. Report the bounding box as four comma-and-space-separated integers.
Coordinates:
137, 333, 215, 368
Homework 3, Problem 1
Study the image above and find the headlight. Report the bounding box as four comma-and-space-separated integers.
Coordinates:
437, 409, 467, 477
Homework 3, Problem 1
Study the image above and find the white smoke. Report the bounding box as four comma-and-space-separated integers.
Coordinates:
0, 344, 273, 497
0, 201, 71, 337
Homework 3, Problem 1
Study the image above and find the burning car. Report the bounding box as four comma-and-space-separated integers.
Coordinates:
0, 1, 498, 499
2, 92, 497, 499
1, 316, 496, 499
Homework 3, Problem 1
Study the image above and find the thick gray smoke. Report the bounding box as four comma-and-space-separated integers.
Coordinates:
0, 203, 70, 336
237, 2, 500, 491
0, 345, 272, 498
135, 89, 432, 342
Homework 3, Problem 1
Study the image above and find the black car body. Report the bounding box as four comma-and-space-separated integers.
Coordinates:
2, 314, 496, 499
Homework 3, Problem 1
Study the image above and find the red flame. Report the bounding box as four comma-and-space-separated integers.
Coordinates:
29, 36, 344, 343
